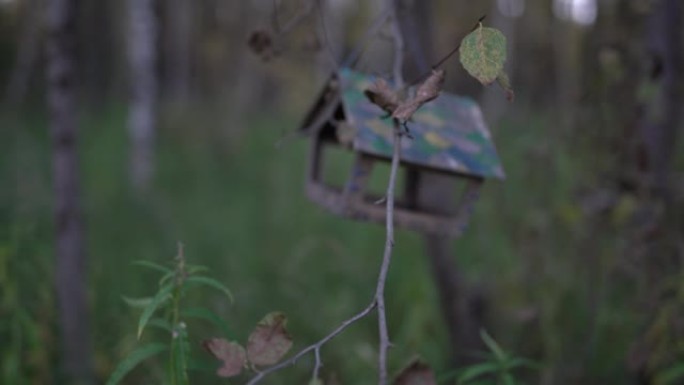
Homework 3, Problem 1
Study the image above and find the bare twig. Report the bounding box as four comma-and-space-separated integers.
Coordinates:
388, 0, 405, 89
246, 301, 377, 385
343, 5, 392, 68
314, 0, 340, 71
277, 0, 315, 35
247, 1, 406, 384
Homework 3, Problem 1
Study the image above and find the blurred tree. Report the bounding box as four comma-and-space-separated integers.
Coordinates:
162, 0, 192, 102
80, 0, 117, 106
2, 0, 41, 106
126, 0, 158, 193
45, 0, 92, 383
639, 0, 682, 199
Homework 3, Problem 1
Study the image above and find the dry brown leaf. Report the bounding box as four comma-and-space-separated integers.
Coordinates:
364, 78, 401, 114
246, 312, 293, 367
392, 69, 445, 122
202, 338, 247, 378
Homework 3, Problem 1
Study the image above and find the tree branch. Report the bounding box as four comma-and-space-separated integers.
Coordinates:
247, 1, 406, 383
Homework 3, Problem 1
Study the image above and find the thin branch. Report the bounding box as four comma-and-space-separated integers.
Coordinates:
343, 5, 392, 68
409, 14, 487, 86
388, 0, 405, 88
375, 128, 402, 385
248, 2, 406, 383
246, 300, 377, 385
314, 0, 340, 71
278, 0, 315, 35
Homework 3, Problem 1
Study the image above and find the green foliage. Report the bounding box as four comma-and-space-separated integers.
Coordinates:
438, 331, 537, 385
459, 24, 513, 99
106, 245, 234, 385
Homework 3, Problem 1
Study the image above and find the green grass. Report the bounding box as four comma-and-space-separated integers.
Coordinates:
1, 104, 682, 384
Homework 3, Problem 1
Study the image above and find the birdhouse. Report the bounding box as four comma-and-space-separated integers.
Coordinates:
300, 68, 505, 237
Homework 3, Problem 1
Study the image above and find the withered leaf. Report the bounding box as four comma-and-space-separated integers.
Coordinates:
392, 359, 437, 385
364, 78, 401, 114
202, 338, 247, 378
246, 312, 293, 367
392, 69, 445, 122
415, 69, 445, 104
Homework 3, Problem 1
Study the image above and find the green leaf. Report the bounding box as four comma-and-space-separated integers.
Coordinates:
505, 357, 539, 370
480, 330, 507, 362
459, 25, 507, 85
185, 276, 234, 303
186, 264, 210, 275
159, 271, 175, 286
501, 372, 516, 385
181, 307, 235, 338
496, 72, 514, 101
132, 260, 172, 274
122, 296, 153, 308
656, 363, 684, 384
147, 317, 173, 333
456, 362, 499, 384
105, 343, 167, 385
137, 284, 173, 339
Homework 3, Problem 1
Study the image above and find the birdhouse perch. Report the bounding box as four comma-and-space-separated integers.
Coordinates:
300, 68, 505, 237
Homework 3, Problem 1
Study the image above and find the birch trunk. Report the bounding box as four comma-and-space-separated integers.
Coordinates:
45, 0, 92, 382
127, 0, 158, 193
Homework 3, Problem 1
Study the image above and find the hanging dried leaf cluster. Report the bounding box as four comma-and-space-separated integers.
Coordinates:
364, 69, 445, 124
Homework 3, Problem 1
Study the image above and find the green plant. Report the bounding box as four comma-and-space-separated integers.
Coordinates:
439, 330, 537, 385
106, 244, 234, 385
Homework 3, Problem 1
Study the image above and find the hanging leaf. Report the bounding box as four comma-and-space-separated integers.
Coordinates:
496, 72, 515, 101
392, 358, 437, 385
202, 338, 247, 378
364, 78, 401, 114
246, 312, 293, 367
392, 69, 445, 122
459, 25, 507, 85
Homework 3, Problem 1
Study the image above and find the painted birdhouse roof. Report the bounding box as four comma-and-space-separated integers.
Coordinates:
302, 67, 505, 180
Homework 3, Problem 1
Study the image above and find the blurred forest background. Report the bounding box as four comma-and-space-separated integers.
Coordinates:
1, 0, 683, 384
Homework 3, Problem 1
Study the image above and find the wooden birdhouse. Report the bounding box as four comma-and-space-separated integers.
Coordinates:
300, 68, 505, 237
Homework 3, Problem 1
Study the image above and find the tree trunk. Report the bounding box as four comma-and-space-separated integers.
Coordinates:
396, 0, 486, 368
3, 0, 42, 107
45, 0, 92, 383
127, 0, 158, 193
163, 0, 192, 102
640, 0, 682, 198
